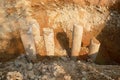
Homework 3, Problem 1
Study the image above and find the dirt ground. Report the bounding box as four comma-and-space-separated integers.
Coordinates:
0, 55, 120, 80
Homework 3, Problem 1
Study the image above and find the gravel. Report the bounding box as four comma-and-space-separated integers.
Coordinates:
0, 54, 120, 80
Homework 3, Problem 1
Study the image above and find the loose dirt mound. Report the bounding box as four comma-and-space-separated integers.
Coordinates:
0, 55, 120, 80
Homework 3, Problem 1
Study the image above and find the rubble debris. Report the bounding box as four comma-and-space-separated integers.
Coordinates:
7, 71, 23, 80
0, 55, 119, 80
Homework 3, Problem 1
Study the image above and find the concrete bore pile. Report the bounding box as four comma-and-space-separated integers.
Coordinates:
21, 22, 100, 62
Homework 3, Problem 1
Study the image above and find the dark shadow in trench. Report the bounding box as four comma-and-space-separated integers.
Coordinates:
0, 37, 25, 62
56, 32, 71, 56
96, 1, 120, 65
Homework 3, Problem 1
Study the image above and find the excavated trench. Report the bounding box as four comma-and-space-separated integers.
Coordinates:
0, 0, 120, 65
96, 2, 120, 64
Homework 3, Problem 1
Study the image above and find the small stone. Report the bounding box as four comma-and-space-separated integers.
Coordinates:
14, 60, 26, 68
49, 78, 56, 80
38, 76, 42, 80
7, 71, 23, 80
77, 60, 81, 64
71, 57, 77, 61
28, 71, 35, 79
64, 75, 71, 80
28, 63, 33, 70
41, 65, 48, 73
34, 77, 39, 80
110, 13, 114, 16
41, 75, 48, 80
82, 71, 87, 75
2, 75, 4, 79
53, 64, 65, 76
82, 77, 87, 80
60, 57, 68, 61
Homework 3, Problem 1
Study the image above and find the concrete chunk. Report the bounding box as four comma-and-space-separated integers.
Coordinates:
89, 37, 100, 61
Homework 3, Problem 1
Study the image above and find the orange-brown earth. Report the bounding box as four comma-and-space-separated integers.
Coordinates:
0, 0, 120, 64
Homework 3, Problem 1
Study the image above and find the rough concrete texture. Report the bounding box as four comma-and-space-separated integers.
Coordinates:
43, 28, 55, 56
